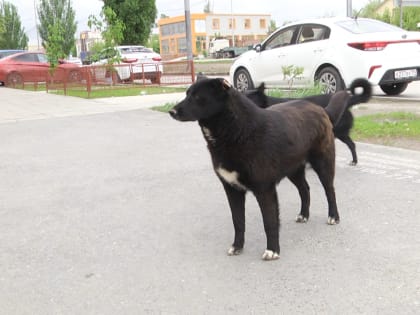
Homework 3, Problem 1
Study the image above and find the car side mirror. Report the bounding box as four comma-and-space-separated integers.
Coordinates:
254, 44, 262, 52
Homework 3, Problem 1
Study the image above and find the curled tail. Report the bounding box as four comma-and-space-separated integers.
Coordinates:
348, 78, 372, 107
325, 78, 372, 126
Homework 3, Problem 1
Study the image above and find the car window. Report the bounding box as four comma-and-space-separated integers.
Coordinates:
336, 19, 403, 34
37, 53, 48, 63
297, 24, 331, 43
264, 26, 299, 50
12, 53, 37, 62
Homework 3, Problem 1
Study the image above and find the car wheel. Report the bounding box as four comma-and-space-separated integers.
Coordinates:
316, 67, 344, 94
68, 70, 82, 83
379, 82, 408, 95
6, 72, 23, 88
234, 68, 254, 92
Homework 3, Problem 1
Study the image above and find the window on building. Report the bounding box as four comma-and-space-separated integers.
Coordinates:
229, 18, 236, 29
244, 19, 251, 29
260, 19, 266, 29
177, 37, 187, 54
212, 18, 220, 30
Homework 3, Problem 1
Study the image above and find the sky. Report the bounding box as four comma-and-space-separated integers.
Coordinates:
12, 0, 371, 46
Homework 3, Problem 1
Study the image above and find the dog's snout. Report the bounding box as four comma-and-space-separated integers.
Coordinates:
169, 108, 177, 118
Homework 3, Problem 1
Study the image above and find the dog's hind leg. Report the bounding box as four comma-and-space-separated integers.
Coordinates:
222, 183, 246, 256
337, 134, 357, 165
254, 186, 280, 260
309, 155, 340, 225
288, 165, 311, 223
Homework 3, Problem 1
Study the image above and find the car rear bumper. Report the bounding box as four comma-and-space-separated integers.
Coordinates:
378, 66, 420, 85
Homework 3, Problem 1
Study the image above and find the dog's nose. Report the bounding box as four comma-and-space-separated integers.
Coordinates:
169, 109, 177, 118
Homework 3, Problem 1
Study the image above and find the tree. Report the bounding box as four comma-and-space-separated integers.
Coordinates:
358, 0, 420, 31
37, 0, 77, 56
0, 0, 28, 49
88, 6, 125, 63
102, 0, 157, 45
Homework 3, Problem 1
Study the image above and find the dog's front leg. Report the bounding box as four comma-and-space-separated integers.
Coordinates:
254, 187, 280, 261
222, 182, 246, 256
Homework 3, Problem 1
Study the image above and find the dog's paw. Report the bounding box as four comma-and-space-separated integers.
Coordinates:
349, 161, 357, 166
296, 214, 308, 223
261, 250, 280, 261
327, 217, 340, 225
227, 246, 243, 256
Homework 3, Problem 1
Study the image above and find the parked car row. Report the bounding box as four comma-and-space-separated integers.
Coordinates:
0, 46, 163, 87
229, 16, 420, 95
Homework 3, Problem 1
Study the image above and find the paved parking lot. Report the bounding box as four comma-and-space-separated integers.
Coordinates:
0, 87, 419, 314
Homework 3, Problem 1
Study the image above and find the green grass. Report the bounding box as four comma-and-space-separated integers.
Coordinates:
151, 102, 176, 113
352, 112, 420, 140
267, 84, 325, 98
51, 85, 185, 98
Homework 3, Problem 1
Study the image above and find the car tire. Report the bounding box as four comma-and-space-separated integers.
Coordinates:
234, 68, 254, 92
316, 67, 344, 94
379, 82, 408, 95
6, 72, 23, 88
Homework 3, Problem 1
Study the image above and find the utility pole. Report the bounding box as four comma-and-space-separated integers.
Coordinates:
346, 0, 352, 17
399, 0, 403, 28
184, 0, 193, 61
184, 0, 194, 80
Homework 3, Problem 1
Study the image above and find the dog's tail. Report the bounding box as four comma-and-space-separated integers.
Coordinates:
325, 78, 372, 126
347, 78, 372, 107
324, 91, 351, 126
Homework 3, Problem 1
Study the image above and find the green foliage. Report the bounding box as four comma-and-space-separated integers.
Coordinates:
88, 6, 125, 65
45, 23, 66, 72
146, 34, 160, 53
102, 0, 157, 45
358, 0, 420, 30
0, 0, 28, 49
37, 0, 77, 55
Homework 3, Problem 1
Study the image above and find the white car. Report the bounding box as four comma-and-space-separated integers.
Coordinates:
229, 17, 420, 95
92, 45, 163, 83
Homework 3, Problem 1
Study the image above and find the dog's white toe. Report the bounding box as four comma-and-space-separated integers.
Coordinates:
227, 246, 243, 256
327, 217, 339, 225
261, 250, 279, 261
296, 214, 308, 223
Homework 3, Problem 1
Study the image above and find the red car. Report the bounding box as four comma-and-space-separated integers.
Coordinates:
0, 51, 83, 87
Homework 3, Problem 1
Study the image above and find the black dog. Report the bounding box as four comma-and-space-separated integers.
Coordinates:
169, 78, 355, 260
245, 80, 372, 165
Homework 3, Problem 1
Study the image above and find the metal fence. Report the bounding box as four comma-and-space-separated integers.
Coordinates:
5, 60, 195, 98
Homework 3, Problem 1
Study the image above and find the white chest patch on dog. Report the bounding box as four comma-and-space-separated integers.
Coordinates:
201, 127, 216, 144
216, 167, 247, 191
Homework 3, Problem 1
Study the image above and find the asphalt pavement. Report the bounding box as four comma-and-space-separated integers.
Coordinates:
0, 87, 419, 314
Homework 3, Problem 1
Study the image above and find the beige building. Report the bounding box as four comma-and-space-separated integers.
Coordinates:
158, 12, 271, 59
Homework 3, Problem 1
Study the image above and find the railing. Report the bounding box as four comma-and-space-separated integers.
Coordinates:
4, 60, 195, 98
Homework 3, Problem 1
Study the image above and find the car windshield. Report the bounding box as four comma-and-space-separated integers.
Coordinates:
118, 46, 153, 54
336, 19, 403, 34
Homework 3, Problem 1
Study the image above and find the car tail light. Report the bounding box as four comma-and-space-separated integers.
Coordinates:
122, 58, 138, 63
348, 39, 420, 51
152, 56, 162, 62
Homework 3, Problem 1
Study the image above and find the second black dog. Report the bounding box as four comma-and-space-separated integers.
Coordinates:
245, 80, 372, 165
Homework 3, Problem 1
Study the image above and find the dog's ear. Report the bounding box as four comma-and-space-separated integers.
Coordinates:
213, 78, 232, 91
257, 83, 265, 93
